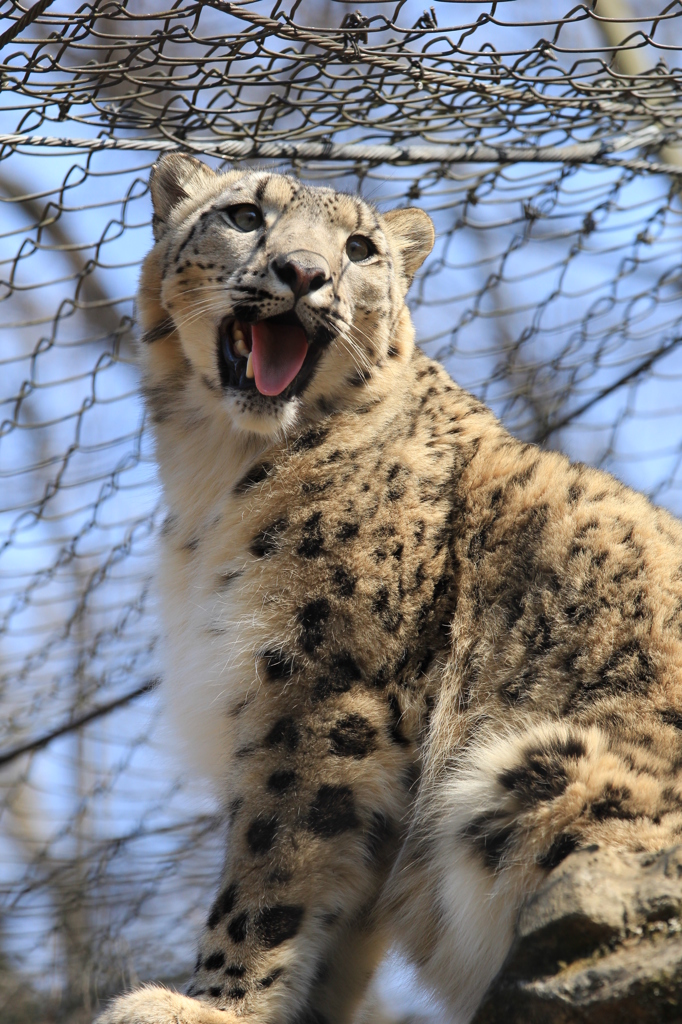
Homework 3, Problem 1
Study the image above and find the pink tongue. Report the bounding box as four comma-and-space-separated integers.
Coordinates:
251, 320, 309, 396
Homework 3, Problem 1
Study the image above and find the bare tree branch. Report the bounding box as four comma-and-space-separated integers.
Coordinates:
0, 679, 159, 769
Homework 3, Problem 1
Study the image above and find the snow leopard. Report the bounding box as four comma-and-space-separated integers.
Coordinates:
97, 153, 682, 1024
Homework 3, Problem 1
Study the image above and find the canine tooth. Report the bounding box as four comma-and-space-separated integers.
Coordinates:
233, 324, 245, 342
245, 351, 254, 379
234, 337, 249, 358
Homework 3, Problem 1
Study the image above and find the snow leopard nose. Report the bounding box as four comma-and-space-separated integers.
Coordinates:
271, 251, 330, 299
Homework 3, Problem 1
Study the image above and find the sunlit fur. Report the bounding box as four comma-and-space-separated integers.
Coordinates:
98, 155, 682, 1024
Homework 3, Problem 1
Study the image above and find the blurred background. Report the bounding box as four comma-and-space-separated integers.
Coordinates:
1, 1, 681, 1020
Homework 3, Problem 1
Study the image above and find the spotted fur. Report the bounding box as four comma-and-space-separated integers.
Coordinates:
97, 154, 682, 1024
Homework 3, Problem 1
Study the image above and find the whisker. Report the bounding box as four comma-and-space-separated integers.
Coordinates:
336, 331, 373, 377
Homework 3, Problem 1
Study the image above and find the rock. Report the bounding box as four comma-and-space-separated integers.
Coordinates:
473, 845, 682, 1023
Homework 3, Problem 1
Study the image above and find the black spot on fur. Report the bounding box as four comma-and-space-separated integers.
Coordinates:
538, 833, 579, 870
461, 811, 515, 871
370, 664, 389, 689
314, 651, 362, 700
415, 650, 435, 678
370, 585, 403, 632
661, 709, 682, 730
317, 396, 336, 415
268, 769, 296, 793
262, 650, 295, 681
254, 905, 304, 948
571, 639, 655, 708
247, 814, 278, 854
293, 427, 328, 452
333, 566, 356, 597
161, 512, 178, 537
329, 714, 377, 758
347, 369, 370, 387
266, 717, 300, 751
234, 463, 271, 494
501, 667, 537, 705
337, 521, 360, 541
508, 462, 539, 489
298, 598, 330, 653
216, 569, 243, 590
414, 563, 426, 590
204, 951, 226, 971
387, 694, 411, 746
251, 517, 287, 558
235, 743, 257, 758
207, 882, 238, 929
227, 987, 246, 1000
364, 811, 397, 864
499, 737, 585, 805
525, 613, 555, 654
489, 505, 549, 627
257, 968, 285, 988
227, 912, 248, 943
591, 784, 633, 821
225, 965, 246, 978
387, 464, 408, 502
598, 640, 655, 695
298, 511, 324, 558
307, 785, 359, 836
209, 986, 222, 998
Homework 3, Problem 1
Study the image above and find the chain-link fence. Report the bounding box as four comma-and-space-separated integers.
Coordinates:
1, 1, 682, 1020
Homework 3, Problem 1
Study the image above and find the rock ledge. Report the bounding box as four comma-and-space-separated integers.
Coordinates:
473, 845, 682, 1023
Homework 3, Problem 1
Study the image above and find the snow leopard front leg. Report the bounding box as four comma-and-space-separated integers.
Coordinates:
97, 682, 416, 1024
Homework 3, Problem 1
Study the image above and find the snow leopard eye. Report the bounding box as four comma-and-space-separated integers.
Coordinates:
346, 235, 374, 262
223, 204, 263, 232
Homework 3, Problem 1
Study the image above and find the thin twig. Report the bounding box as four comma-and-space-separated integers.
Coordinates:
0, 678, 160, 769
535, 335, 682, 444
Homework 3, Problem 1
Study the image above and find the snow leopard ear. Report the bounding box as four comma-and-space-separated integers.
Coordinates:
382, 207, 435, 283
149, 153, 217, 240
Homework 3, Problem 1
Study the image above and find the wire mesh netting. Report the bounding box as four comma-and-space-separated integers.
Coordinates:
1, 1, 682, 1020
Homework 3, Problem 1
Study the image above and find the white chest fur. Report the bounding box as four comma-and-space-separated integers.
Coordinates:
153, 407, 268, 786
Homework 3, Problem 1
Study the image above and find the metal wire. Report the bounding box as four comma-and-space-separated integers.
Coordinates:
1, 1, 682, 1020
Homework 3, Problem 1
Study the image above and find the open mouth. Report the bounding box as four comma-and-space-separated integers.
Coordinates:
218, 312, 319, 399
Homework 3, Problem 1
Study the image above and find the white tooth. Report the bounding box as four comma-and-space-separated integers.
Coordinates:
245, 351, 254, 379
234, 337, 248, 358
233, 325, 245, 342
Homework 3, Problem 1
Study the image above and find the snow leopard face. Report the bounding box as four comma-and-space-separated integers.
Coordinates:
138, 154, 434, 437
